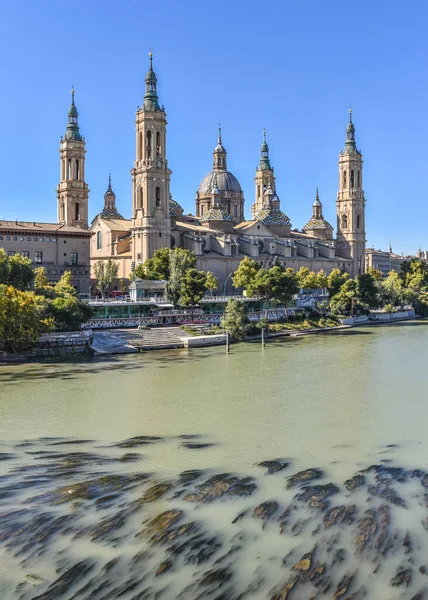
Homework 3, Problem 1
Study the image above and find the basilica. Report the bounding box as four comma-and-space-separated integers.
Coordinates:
85, 55, 366, 290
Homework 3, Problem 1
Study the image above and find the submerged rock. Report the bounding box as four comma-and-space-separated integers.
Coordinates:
257, 458, 291, 474
344, 474, 366, 492
294, 483, 339, 510
183, 473, 256, 503
324, 505, 357, 528
287, 468, 324, 488
252, 501, 279, 522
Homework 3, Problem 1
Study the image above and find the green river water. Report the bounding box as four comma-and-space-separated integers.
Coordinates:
1, 321, 428, 599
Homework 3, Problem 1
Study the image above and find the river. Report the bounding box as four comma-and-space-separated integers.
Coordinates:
1, 321, 428, 598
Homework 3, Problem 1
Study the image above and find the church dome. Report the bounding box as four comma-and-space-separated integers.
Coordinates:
202, 208, 233, 221
255, 208, 291, 226
169, 197, 184, 217
198, 171, 242, 194
303, 217, 333, 230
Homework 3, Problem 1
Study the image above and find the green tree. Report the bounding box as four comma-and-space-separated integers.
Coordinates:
0, 285, 53, 353
329, 279, 368, 316
205, 271, 218, 296
296, 267, 310, 288
0, 249, 9, 284
316, 270, 329, 289
380, 270, 406, 309
404, 259, 428, 292
221, 299, 250, 341
135, 248, 196, 281
327, 268, 349, 297
180, 268, 207, 317
232, 256, 261, 292
48, 295, 93, 332
7, 254, 34, 290
247, 266, 298, 319
94, 258, 119, 297
367, 267, 383, 282
165, 249, 197, 307
34, 266, 50, 292
356, 272, 378, 307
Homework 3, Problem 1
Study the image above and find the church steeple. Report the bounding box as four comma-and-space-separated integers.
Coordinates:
213, 124, 227, 170
253, 128, 275, 218
65, 89, 82, 141
57, 89, 89, 228
143, 52, 161, 111
100, 174, 123, 219
343, 108, 359, 154
259, 129, 271, 171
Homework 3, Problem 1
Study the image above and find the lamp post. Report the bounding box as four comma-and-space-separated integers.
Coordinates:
223, 272, 233, 297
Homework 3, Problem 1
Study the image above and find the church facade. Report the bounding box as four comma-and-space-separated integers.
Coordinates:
90, 56, 367, 290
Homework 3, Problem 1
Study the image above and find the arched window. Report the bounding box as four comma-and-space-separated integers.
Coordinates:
200, 204, 205, 216
75, 159, 79, 180
234, 204, 238, 217
156, 132, 161, 157
357, 215, 360, 229
341, 214, 348, 229
146, 131, 152, 159
257, 185, 260, 198
357, 170, 360, 188
75, 202, 80, 221
139, 132, 143, 159
97, 231, 102, 250
137, 187, 143, 209
350, 170, 355, 188
155, 187, 161, 208
343, 170, 347, 187
67, 159, 71, 179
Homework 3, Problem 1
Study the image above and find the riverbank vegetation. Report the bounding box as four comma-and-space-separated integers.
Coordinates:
0, 250, 92, 353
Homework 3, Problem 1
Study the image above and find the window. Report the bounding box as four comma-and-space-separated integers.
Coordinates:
22, 251, 29, 258
350, 170, 355, 188
341, 214, 348, 229
71, 252, 78, 265
53, 238, 57, 242
33, 237, 38, 241
137, 253, 141, 260
357, 215, 360, 229
6, 236, 10, 241
97, 231, 102, 249
139, 132, 143, 159
156, 131, 161, 157
46, 238, 51, 242
40, 238, 44, 242
234, 205, 238, 217
13, 237, 17, 241
26, 237, 31, 241
75, 203, 80, 221
7, 251, 15, 256
76, 159, 79, 180
0, 236, 2, 240
146, 130, 152, 159
35, 251, 43, 264
19, 237, 24, 241
343, 171, 347, 187
67, 159, 71, 179
156, 187, 161, 208
357, 170, 360, 188
159, 232, 162, 237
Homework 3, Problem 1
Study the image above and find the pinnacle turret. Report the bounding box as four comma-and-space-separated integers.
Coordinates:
65, 88, 82, 141
259, 129, 271, 171
143, 52, 161, 111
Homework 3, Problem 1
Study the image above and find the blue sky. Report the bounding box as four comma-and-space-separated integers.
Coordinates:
1, 0, 427, 254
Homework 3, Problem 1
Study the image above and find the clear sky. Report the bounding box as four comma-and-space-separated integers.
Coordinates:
1, 0, 427, 255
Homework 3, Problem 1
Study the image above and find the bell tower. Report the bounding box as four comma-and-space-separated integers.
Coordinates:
56, 90, 89, 228
336, 110, 366, 276
253, 130, 275, 218
131, 53, 171, 265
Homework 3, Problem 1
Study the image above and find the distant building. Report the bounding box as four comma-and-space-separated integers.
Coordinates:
89, 55, 367, 291
0, 91, 91, 292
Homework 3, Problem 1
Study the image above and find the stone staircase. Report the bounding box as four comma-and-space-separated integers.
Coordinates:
114, 326, 186, 351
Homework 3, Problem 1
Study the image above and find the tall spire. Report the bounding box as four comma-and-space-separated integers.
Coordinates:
143, 52, 161, 111
108, 173, 112, 192
343, 107, 359, 154
313, 187, 322, 218
259, 128, 271, 171
213, 125, 227, 170
65, 87, 82, 141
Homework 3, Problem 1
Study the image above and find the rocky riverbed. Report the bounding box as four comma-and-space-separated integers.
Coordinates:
0, 436, 428, 599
